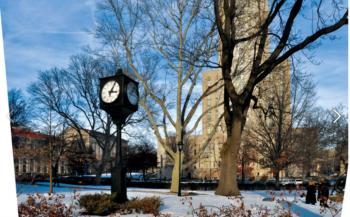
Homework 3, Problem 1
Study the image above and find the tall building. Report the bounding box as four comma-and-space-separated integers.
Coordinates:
197, 61, 291, 180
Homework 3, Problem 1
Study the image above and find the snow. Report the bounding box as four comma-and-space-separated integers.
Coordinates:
16, 183, 342, 217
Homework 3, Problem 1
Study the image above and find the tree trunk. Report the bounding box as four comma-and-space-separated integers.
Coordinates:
49, 159, 53, 194
95, 149, 110, 185
285, 166, 289, 178
95, 158, 107, 185
52, 164, 58, 184
170, 151, 181, 193
242, 160, 245, 182
215, 117, 243, 196
95, 164, 103, 185
274, 170, 281, 190
306, 171, 311, 177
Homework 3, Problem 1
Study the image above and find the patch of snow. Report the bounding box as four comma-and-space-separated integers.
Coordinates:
16, 184, 342, 217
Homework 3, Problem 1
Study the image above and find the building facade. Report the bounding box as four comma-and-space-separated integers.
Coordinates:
62, 127, 128, 175
12, 126, 126, 177
12, 127, 69, 176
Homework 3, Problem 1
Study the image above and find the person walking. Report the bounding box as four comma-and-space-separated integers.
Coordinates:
318, 178, 330, 207
305, 181, 316, 205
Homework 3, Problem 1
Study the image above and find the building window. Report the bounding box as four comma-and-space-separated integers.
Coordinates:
30, 159, 34, 172
208, 126, 212, 133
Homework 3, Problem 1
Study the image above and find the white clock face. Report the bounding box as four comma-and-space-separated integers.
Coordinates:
127, 82, 138, 105
101, 80, 120, 103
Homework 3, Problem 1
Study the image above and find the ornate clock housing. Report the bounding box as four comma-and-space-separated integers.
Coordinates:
100, 69, 139, 123
126, 82, 138, 105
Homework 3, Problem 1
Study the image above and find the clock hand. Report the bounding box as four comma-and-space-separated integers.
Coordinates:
109, 81, 118, 95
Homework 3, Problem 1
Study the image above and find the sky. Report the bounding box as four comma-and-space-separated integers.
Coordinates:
0, 0, 348, 112
0, 0, 97, 89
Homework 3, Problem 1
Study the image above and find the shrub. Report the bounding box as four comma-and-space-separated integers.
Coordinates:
180, 195, 294, 217
79, 193, 161, 216
18, 193, 79, 217
120, 196, 161, 215
329, 193, 344, 203
79, 193, 115, 215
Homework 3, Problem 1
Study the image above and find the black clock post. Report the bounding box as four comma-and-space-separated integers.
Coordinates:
99, 69, 139, 203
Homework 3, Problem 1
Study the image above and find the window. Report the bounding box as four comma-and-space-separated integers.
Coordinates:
207, 112, 211, 123
208, 125, 212, 133
31, 159, 35, 172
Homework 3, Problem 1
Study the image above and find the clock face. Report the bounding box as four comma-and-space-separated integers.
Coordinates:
127, 82, 138, 105
101, 80, 120, 103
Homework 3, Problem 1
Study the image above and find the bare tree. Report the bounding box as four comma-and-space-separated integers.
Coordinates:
286, 105, 348, 178
8, 88, 29, 127
47, 122, 71, 188
28, 53, 123, 184
237, 140, 256, 181
213, 0, 347, 195
28, 99, 68, 192
322, 105, 348, 175
332, 107, 348, 175
295, 108, 326, 178
247, 67, 317, 189
95, 0, 224, 192
126, 141, 157, 180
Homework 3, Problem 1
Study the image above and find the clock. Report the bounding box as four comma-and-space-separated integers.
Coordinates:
101, 80, 120, 103
99, 69, 138, 123
127, 82, 138, 105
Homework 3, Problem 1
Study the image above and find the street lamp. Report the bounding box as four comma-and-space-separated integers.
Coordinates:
178, 142, 184, 197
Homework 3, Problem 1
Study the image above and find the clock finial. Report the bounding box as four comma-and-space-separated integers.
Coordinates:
116, 68, 123, 75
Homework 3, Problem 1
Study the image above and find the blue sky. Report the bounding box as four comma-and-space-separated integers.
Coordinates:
0, 0, 96, 89
0, 0, 348, 110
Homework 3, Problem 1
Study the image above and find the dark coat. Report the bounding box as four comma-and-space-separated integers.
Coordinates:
318, 183, 330, 207
305, 184, 317, 204
318, 183, 330, 199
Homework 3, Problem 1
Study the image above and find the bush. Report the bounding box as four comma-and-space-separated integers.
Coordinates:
79, 193, 161, 216
181, 195, 294, 217
79, 193, 114, 215
18, 193, 79, 217
120, 196, 161, 215
329, 193, 344, 203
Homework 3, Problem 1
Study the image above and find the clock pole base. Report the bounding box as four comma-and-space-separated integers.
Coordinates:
111, 165, 128, 203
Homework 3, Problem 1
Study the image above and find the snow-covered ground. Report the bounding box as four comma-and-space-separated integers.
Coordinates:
16, 183, 342, 217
